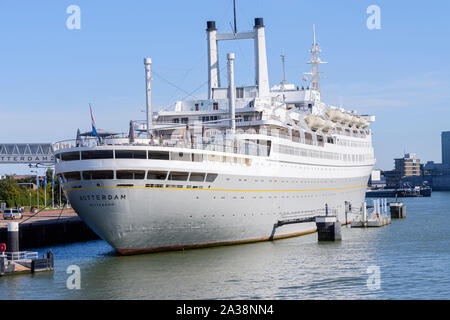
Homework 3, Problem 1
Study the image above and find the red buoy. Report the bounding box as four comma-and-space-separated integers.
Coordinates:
0, 243, 6, 252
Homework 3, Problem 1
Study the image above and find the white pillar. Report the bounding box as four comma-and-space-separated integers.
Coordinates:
363, 201, 367, 222
144, 57, 152, 137
207, 21, 220, 99
254, 18, 269, 97
227, 53, 236, 133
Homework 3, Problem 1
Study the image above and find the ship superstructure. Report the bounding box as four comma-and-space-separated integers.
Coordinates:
53, 18, 375, 254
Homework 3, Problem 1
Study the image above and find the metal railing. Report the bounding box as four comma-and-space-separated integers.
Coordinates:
0, 251, 38, 261
54, 136, 271, 158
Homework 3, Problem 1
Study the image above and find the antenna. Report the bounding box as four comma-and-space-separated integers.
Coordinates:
280, 52, 286, 90
233, 0, 237, 33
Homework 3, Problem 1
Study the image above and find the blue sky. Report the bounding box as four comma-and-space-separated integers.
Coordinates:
1, 0, 449, 175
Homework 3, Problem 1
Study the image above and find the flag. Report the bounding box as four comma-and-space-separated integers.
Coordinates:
44, 176, 47, 188
52, 170, 55, 188
89, 104, 102, 144
36, 175, 39, 189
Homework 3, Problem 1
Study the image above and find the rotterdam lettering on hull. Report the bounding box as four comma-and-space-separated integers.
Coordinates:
79, 194, 127, 201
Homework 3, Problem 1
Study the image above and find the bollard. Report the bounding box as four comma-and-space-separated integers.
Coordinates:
7, 222, 19, 258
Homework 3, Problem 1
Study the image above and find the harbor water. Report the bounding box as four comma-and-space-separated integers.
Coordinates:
1, 192, 449, 300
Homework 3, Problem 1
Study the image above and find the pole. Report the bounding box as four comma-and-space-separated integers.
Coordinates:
36, 173, 39, 210
227, 53, 236, 133
52, 169, 54, 209
233, 0, 237, 34
144, 57, 152, 138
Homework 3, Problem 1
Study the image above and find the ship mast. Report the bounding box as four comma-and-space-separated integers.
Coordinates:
233, 0, 237, 34
305, 24, 327, 94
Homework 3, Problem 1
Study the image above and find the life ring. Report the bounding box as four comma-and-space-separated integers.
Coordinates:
0, 243, 6, 252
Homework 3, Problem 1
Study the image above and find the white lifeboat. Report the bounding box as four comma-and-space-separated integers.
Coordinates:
360, 118, 370, 128
322, 120, 336, 132
349, 116, 360, 127
304, 116, 326, 131
325, 110, 345, 123
340, 113, 352, 125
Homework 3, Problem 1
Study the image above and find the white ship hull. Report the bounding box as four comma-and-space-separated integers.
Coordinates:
60, 152, 372, 254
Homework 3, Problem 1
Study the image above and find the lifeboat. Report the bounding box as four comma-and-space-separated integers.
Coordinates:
340, 113, 352, 125
304, 115, 326, 131
321, 120, 336, 132
348, 116, 360, 127
325, 110, 345, 123
360, 118, 370, 128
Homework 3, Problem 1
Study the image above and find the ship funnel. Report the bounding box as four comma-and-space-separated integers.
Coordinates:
227, 53, 236, 133
207, 21, 220, 99
254, 18, 269, 97
206, 17, 270, 98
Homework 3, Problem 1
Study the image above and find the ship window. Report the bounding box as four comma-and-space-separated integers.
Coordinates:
192, 153, 203, 162
61, 152, 80, 161
63, 171, 81, 181
148, 151, 169, 160
81, 150, 113, 160
189, 172, 205, 182
115, 150, 147, 159
168, 171, 189, 181
236, 87, 244, 99
82, 170, 114, 180
170, 152, 191, 161
147, 171, 167, 180
146, 183, 163, 188
116, 170, 146, 179
205, 173, 218, 182
213, 102, 219, 110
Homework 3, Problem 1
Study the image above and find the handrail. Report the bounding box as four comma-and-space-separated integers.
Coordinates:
0, 251, 39, 261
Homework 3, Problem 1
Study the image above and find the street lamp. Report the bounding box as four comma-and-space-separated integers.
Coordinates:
30, 169, 39, 210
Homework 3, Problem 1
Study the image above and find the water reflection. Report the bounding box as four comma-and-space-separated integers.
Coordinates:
1, 192, 450, 299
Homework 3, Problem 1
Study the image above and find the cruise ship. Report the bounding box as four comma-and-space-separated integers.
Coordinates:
53, 17, 375, 254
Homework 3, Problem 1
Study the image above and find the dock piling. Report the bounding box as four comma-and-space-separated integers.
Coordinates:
315, 215, 342, 241
7, 222, 19, 257
389, 202, 406, 219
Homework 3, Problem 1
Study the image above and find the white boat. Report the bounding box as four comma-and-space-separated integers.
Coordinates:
54, 17, 375, 254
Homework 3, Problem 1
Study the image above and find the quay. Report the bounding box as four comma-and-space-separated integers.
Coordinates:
0, 209, 100, 250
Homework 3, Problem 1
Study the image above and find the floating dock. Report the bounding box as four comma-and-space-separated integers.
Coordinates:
0, 222, 54, 276
351, 199, 391, 228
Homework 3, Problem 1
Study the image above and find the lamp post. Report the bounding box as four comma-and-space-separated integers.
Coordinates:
30, 169, 39, 210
